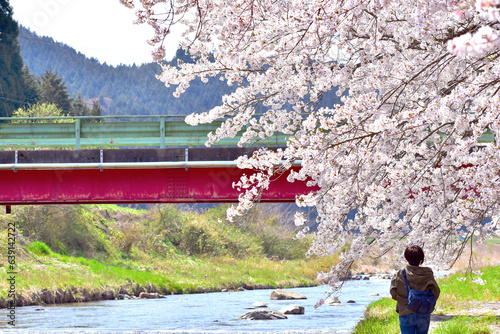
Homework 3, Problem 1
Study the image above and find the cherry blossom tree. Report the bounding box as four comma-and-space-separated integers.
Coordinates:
121, 0, 500, 287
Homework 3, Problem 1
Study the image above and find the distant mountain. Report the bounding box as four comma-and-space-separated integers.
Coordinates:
18, 26, 228, 116
18, 26, 341, 117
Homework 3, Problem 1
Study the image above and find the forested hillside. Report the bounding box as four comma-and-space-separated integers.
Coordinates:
0, 0, 25, 116
18, 26, 341, 117
18, 26, 229, 116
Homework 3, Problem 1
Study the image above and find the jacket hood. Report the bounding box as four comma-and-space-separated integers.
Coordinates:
404, 265, 436, 284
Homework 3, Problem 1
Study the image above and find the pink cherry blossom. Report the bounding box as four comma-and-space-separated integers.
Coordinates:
122, 0, 500, 286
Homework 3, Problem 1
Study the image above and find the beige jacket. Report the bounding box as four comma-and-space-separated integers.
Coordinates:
390, 265, 440, 316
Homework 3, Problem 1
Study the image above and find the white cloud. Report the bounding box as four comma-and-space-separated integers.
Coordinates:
10, 0, 181, 66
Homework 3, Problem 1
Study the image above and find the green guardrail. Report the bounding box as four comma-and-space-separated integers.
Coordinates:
0, 115, 288, 149
0, 115, 494, 150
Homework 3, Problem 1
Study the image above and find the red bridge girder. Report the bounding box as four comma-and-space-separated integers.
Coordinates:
0, 167, 310, 205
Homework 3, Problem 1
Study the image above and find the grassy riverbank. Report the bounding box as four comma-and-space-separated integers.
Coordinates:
0, 249, 328, 306
353, 264, 500, 334
0, 204, 338, 306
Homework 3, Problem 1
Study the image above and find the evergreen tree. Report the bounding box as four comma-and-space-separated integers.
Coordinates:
40, 68, 71, 114
90, 99, 102, 119
0, 0, 25, 117
70, 92, 89, 116
21, 65, 40, 105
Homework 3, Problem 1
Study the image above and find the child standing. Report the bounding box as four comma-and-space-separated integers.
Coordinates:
390, 245, 440, 334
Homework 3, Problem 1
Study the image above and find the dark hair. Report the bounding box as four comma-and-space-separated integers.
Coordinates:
404, 245, 425, 266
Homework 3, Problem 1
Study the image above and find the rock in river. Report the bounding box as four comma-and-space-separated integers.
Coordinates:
280, 304, 305, 315
324, 297, 343, 306
117, 294, 132, 300
238, 310, 288, 320
252, 301, 269, 308
270, 289, 307, 300
139, 292, 161, 299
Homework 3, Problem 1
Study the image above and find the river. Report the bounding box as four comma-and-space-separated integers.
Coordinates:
3, 278, 391, 333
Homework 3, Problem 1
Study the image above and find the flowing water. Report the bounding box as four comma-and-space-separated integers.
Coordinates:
2, 279, 391, 333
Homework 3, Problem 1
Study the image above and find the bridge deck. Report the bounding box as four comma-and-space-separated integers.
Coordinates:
0, 148, 310, 206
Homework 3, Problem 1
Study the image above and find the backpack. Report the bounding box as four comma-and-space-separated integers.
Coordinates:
402, 268, 437, 314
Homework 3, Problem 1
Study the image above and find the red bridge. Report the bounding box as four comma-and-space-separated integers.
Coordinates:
0, 148, 310, 210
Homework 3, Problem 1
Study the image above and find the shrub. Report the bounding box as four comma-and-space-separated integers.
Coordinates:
178, 218, 263, 257
27, 241, 52, 255
15, 205, 111, 258
204, 204, 311, 260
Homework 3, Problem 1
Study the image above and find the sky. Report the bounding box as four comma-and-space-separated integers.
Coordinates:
10, 0, 181, 66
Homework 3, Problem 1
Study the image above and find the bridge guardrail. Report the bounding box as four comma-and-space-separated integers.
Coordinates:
0, 115, 288, 149
0, 115, 494, 150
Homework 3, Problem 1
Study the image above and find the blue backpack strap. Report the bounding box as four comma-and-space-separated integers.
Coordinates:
402, 267, 410, 297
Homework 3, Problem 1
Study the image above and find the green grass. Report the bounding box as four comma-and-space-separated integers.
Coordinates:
26, 241, 53, 255
353, 298, 399, 334
484, 238, 500, 245
433, 316, 497, 334
0, 250, 320, 298
438, 266, 500, 309
353, 266, 500, 334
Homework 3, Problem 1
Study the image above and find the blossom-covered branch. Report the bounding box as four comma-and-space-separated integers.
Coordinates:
122, 0, 500, 287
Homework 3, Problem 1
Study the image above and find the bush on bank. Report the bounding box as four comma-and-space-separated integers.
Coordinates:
5, 204, 312, 261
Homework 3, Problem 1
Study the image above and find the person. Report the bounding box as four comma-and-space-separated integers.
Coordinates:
390, 245, 440, 334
